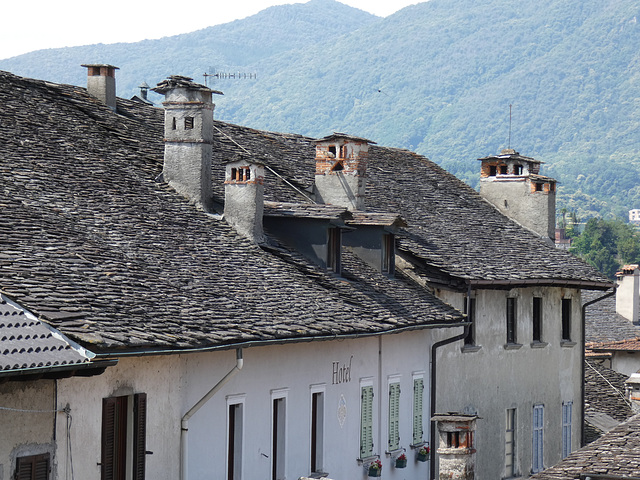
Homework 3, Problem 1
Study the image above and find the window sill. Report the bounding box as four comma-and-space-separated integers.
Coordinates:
302, 472, 330, 479
530, 341, 548, 349
462, 344, 482, 353
357, 454, 380, 465
561, 340, 576, 348
504, 343, 523, 350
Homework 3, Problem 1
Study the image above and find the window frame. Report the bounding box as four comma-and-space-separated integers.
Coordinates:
532, 296, 542, 343
464, 296, 477, 346
506, 296, 517, 345
15, 453, 50, 480
227, 394, 245, 480
310, 385, 326, 475
271, 389, 288, 480
561, 298, 572, 342
327, 227, 342, 274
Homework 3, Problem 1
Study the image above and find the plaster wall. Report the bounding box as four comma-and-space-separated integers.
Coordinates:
610, 352, 640, 377
0, 380, 56, 479
616, 272, 639, 324
315, 174, 365, 210
53, 330, 435, 480
480, 180, 555, 239
432, 287, 582, 479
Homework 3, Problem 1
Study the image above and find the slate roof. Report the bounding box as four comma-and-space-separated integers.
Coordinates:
0, 70, 463, 355
584, 291, 640, 344
209, 125, 610, 289
530, 413, 640, 479
0, 295, 107, 378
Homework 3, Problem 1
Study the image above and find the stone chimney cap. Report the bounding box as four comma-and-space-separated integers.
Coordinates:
618, 265, 640, 275
153, 75, 223, 95
222, 153, 264, 166
81, 63, 119, 70
314, 132, 376, 145
139, 81, 149, 89
432, 413, 481, 422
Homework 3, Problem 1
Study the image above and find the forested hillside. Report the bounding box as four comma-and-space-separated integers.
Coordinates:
2, 0, 639, 220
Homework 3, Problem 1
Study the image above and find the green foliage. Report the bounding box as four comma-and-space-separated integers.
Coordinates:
2, 0, 640, 219
570, 218, 640, 278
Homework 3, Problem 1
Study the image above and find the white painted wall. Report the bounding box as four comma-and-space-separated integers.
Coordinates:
611, 351, 640, 377
53, 330, 436, 480
0, 380, 56, 480
433, 287, 582, 479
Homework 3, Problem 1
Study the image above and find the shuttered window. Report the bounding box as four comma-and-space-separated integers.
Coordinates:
16, 453, 50, 480
505, 409, 516, 478
360, 385, 374, 458
562, 402, 572, 459
102, 393, 147, 480
412, 377, 424, 445
388, 382, 401, 451
532, 404, 544, 473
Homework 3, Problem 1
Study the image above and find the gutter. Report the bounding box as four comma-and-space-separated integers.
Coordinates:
581, 286, 616, 447
469, 278, 613, 290
0, 359, 117, 381
92, 321, 467, 359
180, 348, 243, 480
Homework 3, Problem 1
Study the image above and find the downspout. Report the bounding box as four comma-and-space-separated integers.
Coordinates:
429, 285, 471, 480
180, 348, 244, 480
581, 287, 615, 447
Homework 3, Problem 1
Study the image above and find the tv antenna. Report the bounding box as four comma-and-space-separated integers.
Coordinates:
203, 66, 257, 87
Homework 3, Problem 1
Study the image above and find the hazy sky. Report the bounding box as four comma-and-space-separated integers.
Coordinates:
0, 0, 419, 60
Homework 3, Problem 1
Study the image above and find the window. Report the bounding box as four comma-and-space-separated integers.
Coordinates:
562, 402, 572, 459
228, 402, 243, 480
506, 297, 517, 344
184, 117, 194, 129
16, 453, 50, 480
382, 234, 395, 274
535, 183, 543, 192
532, 297, 542, 342
172, 117, 177, 130
514, 164, 523, 175
505, 409, 516, 478
500, 165, 508, 175
101, 393, 147, 480
272, 396, 287, 480
360, 384, 374, 458
562, 299, 572, 341
489, 165, 497, 176
328, 145, 337, 157
388, 381, 401, 451
310, 390, 324, 474
412, 377, 424, 445
327, 228, 341, 273
532, 405, 544, 473
464, 297, 476, 346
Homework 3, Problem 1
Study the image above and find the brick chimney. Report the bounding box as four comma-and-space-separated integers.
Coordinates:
224, 156, 266, 243
432, 413, 478, 480
152, 76, 222, 212
478, 149, 556, 240
616, 265, 640, 324
314, 133, 374, 211
81, 64, 119, 111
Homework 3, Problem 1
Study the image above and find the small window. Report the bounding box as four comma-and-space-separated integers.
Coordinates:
464, 297, 476, 346
489, 165, 497, 176
272, 397, 286, 480
500, 165, 508, 175
328, 146, 337, 157
506, 297, 517, 344
535, 183, 543, 192
172, 117, 177, 130
184, 117, 194, 129
327, 228, 341, 274
16, 453, 50, 480
311, 391, 324, 474
562, 298, 572, 341
505, 409, 516, 478
514, 164, 523, 175
382, 234, 395, 274
532, 297, 542, 342
228, 403, 243, 480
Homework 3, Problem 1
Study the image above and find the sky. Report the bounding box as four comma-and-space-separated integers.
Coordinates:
0, 0, 419, 60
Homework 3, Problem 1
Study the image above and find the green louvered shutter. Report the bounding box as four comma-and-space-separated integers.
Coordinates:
360, 386, 374, 458
388, 383, 401, 450
413, 378, 424, 444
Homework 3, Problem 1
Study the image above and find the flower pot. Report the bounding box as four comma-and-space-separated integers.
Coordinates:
417, 452, 430, 462
368, 466, 382, 477
395, 458, 407, 468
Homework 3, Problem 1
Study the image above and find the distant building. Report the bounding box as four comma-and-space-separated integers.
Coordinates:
630, 209, 640, 225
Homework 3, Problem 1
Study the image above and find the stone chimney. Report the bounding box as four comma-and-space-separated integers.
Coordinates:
314, 133, 374, 211
616, 265, 640, 324
224, 156, 266, 243
625, 373, 640, 414
152, 76, 222, 212
139, 82, 150, 102
81, 64, 119, 111
478, 149, 556, 240
432, 413, 478, 480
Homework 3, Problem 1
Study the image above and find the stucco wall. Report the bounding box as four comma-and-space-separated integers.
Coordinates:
54, 330, 435, 480
0, 380, 56, 480
611, 352, 640, 377
433, 287, 582, 479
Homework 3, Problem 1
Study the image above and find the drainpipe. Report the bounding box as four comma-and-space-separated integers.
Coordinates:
429, 287, 471, 480
581, 287, 615, 447
180, 348, 244, 480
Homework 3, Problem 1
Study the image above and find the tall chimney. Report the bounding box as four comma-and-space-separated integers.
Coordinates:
152, 76, 222, 212
478, 149, 556, 240
82, 64, 119, 111
314, 133, 374, 211
616, 265, 640, 324
224, 156, 266, 243
432, 413, 478, 480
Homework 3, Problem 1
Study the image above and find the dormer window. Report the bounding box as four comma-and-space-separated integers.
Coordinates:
382, 234, 395, 274
327, 228, 341, 273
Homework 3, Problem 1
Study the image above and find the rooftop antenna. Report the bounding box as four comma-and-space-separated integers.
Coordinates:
203, 66, 257, 87
508, 104, 512, 149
